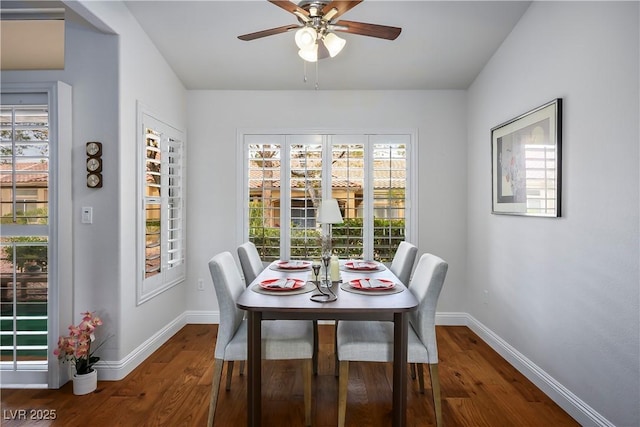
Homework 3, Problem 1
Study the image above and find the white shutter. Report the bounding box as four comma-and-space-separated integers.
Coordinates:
137, 106, 185, 305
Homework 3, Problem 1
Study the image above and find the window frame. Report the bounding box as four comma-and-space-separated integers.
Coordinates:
237, 129, 417, 262
136, 103, 186, 305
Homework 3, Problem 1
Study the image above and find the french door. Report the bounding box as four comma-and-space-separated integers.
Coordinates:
243, 132, 414, 262
1, 82, 72, 387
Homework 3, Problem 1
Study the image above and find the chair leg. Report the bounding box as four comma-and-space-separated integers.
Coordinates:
303, 359, 312, 426
313, 320, 319, 375
239, 360, 245, 376
417, 363, 425, 393
429, 363, 443, 427
208, 358, 224, 427
409, 363, 416, 379
225, 361, 234, 391
338, 360, 349, 427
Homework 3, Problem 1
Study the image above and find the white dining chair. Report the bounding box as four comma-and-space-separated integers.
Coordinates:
207, 251, 314, 427
333, 241, 419, 377
388, 241, 420, 379
336, 253, 449, 427
236, 242, 266, 377
238, 242, 319, 374
389, 241, 418, 286
237, 241, 265, 286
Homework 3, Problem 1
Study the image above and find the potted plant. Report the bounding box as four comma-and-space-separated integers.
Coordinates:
53, 311, 105, 395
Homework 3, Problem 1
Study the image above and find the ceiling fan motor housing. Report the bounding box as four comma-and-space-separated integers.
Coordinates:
237, 1, 401, 43
298, 1, 331, 13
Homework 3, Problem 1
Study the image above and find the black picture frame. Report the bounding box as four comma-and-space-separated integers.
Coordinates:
491, 98, 562, 217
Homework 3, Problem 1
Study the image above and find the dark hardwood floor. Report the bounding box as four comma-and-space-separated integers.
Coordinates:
1, 324, 579, 426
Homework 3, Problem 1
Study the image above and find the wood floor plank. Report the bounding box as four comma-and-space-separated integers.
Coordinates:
0, 324, 579, 427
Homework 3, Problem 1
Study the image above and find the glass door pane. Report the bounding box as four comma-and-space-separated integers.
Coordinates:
371, 136, 408, 262
247, 138, 282, 261
331, 136, 365, 259
289, 136, 323, 259
0, 104, 50, 380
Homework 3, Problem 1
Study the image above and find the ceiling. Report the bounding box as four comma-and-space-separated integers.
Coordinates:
123, 1, 531, 90
1, 1, 531, 90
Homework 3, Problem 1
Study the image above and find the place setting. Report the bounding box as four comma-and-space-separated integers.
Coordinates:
251, 277, 315, 295
340, 277, 404, 295
269, 260, 313, 271
340, 260, 386, 272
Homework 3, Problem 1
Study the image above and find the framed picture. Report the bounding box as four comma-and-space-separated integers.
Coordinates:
491, 98, 562, 217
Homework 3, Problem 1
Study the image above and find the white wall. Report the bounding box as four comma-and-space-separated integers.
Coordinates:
467, 2, 639, 426
186, 90, 468, 315
71, 1, 188, 367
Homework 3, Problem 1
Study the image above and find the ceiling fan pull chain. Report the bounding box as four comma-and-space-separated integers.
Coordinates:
315, 59, 319, 90
303, 60, 308, 83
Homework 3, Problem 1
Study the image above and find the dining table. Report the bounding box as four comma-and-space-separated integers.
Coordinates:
236, 259, 419, 427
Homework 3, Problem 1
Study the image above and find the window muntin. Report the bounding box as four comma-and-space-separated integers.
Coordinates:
244, 133, 411, 263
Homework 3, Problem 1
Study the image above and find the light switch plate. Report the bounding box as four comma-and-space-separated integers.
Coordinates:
81, 207, 93, 224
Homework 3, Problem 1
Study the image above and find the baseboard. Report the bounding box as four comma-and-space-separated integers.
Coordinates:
94, 313, 188, 381
435, 311, 469, 326
184, 310, 219, 324
94, 309, 613, 427
463, 313, 614, 427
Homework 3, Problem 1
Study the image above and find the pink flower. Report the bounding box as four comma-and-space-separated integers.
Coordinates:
53, 311, 107, 375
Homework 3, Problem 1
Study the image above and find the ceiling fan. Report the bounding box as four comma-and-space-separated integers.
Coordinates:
238, 1, 401, 62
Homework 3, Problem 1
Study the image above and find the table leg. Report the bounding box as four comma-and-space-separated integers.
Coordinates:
392, 312, 408, 427
247, 311, 262, 427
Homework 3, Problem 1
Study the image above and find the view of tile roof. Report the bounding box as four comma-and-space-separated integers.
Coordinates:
0, 162, 48, 184
249, 159, 405, 189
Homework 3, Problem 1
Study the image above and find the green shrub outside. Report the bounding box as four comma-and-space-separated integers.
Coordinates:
249, 213, 405, 262
1, 209, 48, 269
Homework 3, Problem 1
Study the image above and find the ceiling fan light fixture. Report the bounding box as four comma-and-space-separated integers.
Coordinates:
323, 32, 346, 57
298, 45, 318, 62
295, 26, 317, 50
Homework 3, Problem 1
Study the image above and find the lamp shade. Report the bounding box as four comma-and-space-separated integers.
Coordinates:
298, 45, 318, 62
318, 199, 343, 224
295, 26, 317, 50
323, 32, 346, 57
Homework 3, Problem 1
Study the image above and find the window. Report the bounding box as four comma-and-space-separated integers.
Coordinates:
137, 107, 185, 304
243, 132, 414, 263
1, 103, 50, 382
14, 189, 39, 216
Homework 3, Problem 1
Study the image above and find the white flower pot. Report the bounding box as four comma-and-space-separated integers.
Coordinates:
72, 369, 97, 395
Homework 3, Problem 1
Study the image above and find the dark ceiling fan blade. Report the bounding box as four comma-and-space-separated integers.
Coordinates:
269, 0, 310, 20
322, 1, 362, 21
238, 24, 301, 41
332, 20, 401, 40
